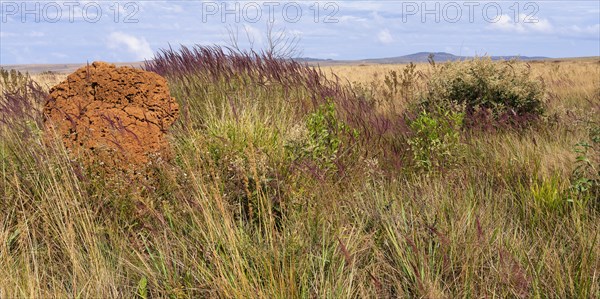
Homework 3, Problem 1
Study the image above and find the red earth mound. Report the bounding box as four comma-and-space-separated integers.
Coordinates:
44, 61, 179, 173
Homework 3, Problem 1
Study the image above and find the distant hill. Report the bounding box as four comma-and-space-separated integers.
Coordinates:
0, 62, 146, 74
366, 52, 549, 64
299, 52, 550, 65
0, 52, 563, 73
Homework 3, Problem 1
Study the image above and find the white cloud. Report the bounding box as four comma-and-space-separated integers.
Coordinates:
106, 32, 154, 61
28, 31, 45, 37
0, 31, 17, 38
490, 14, 554, 34
338, 15, 368, 23
490, 14, 600, 39
529, 18, 554, 33
377, 29, 394, 44
568, 24, 600, 36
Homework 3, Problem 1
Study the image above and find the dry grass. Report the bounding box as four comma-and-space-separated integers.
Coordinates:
30, 72, 67, 91
0, 54, 598, 298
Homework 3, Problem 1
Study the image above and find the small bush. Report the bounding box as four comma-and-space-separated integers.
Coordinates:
407, 107, 464, 173
287, 101, 357, 174
571, 125, 600, 209
423, 58, 545, 129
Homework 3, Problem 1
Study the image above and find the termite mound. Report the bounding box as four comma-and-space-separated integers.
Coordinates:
44, 61, 179, 174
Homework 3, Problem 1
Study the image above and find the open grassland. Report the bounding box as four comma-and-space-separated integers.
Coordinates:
0, 52, 598, 298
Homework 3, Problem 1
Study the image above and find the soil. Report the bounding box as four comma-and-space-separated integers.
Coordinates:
44, 61, 179, 173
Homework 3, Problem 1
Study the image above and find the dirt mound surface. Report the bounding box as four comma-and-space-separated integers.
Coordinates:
44, 61, 179, 172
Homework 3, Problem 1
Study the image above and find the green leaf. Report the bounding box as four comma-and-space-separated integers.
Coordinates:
137, 276, 148, 299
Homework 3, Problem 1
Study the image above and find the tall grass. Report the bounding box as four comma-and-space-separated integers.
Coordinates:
0, 52, 598, 297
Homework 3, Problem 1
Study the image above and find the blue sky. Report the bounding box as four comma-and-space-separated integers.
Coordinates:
1, 1, 599, 64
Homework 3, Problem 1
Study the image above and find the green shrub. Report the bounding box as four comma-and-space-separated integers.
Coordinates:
287, 101, 356, 173
407, 107, 464, 173
571, 125, 600, 209
306, 102, 344, 166
423, 58, 545, 128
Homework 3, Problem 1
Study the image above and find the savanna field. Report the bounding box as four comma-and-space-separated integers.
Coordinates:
0, 48, 598, 298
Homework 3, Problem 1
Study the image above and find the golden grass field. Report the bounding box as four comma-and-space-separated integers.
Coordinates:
20, 59, 600, 202
29, 58, 600, 104
0, 56, 598, 298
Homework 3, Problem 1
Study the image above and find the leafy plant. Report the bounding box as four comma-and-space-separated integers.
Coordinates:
137, 276, 148, 299
287, 101, 356, 173
571, 125, 600, 209
423, 58, 545, 129
407, 107, 464, 173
